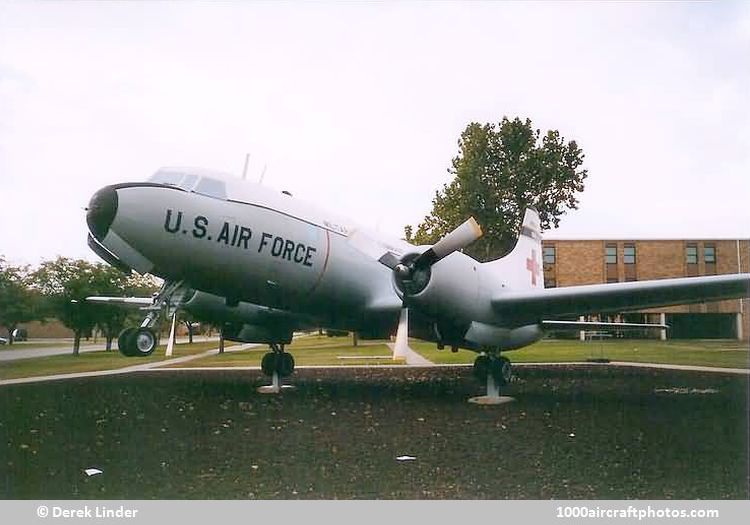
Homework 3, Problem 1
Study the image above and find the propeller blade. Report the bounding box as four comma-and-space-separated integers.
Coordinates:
378, 251, 401, 270
413, 217, 483, 270
393, 307, 409, 361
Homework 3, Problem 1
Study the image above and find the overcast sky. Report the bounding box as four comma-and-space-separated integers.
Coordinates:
1, 1, 748, 266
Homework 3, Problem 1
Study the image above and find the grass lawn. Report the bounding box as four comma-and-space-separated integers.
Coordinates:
0, 341, 238, 381
411, 339, 750, 369
170, 335, 397, 368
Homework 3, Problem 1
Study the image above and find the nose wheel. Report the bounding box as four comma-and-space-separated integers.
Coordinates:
469, 353, 515, 405
117, 327, 158, 357
257, 343, 296, 394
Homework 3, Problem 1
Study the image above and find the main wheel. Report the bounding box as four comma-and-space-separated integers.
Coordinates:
117, 328, 137, 357
277, 352, 295, 378
261, 352, 276, 376
472, 355, 490, 381
490, 355, 513, 385
132, 327, 158, 356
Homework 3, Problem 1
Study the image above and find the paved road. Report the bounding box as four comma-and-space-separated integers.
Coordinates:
0, 336, 218, 362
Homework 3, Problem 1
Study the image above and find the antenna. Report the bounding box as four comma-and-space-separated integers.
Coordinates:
259, 163, 268, 185
241, 153, 250, 180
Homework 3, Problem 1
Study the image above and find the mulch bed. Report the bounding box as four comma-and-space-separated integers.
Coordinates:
1, 365, 747, 499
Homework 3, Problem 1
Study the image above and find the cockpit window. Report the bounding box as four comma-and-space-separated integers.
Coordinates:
180, 173, 199, 190
193, 177, 227, 200
149, 171, 183, 186
148, 171, 200, 191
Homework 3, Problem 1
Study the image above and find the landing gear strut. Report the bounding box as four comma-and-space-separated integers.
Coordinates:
257, 343, 296, 394
469, 353, 515, 405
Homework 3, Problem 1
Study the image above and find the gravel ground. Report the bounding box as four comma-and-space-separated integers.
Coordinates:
0, 366, 747, 499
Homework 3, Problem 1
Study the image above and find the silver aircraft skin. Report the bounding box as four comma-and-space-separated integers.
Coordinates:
85, 167, 750, 367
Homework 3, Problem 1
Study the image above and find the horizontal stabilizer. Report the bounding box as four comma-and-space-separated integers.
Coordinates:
85, 296, 153, 307
541, 320, 668, 330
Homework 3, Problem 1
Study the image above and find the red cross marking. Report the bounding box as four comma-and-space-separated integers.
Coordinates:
526, 250, 541, 286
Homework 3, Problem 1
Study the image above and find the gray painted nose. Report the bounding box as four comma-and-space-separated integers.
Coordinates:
87, 185, 118, 241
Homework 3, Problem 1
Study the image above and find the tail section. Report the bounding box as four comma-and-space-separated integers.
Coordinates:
483, 208, 544, 290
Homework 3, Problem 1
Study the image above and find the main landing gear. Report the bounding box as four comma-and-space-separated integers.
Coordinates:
257, 343, 296, 394
469, 352, 515, 405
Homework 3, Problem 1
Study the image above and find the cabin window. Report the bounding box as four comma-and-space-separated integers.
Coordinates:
194, 177, 227, 200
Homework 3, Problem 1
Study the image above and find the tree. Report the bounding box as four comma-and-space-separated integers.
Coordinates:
33, 258, 159, 355
33, 258, 101, 355
406, 117, 587, 261
0, 257, 38, 344
89, 268, 159, 351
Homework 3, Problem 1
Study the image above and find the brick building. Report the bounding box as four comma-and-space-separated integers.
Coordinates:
541, 239, 749, 340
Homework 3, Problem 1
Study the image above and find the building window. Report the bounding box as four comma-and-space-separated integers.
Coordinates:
606, 277, 619, 284
544, 276, 556, 288
704, 245, 716, 263
623, 244, 636, 264
686, 245, 698, 264
605, 245, 617, 264
543, 246, 555, 264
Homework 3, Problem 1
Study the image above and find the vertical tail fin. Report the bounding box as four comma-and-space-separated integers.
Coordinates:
483, 208, 544, 290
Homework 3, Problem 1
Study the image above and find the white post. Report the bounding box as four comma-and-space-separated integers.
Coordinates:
660, 313, 667, 341
165, 312, 177, 357
393, 308, 409, 360
737, 313, 744, 341
579, 316, 586, 341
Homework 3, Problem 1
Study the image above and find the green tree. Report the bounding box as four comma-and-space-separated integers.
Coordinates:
406, 117, 587, 261
33, 257, 101, 355
0, 257, 38, 344
32, 258, 159, 355
89, 268, 159, 351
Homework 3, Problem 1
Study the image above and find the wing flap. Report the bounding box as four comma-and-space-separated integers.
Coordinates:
493, 273, 750, 322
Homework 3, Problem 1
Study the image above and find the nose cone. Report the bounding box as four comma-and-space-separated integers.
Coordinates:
86, 185, 118, 241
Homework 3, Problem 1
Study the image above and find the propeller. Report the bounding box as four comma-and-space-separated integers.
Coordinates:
380, 217, 483, 360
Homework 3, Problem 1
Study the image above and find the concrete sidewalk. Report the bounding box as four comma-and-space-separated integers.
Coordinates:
0, 343, 255, 387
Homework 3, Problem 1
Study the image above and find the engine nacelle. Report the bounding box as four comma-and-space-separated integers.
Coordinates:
399, 250, 483, 327
222, 322, 293, 344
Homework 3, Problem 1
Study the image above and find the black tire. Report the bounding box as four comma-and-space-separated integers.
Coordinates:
261, 352, 276, 377
132, 327, 158, 356
472, 355, 490, 381
117, 328, 136, 357
490, 355, 512, 385
277, 352, 295, 378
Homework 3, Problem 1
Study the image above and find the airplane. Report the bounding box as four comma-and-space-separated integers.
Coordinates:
85, 166, 750, 401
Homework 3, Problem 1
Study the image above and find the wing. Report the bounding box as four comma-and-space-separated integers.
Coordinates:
85, 296, 153, 307
492, 273, 750, 323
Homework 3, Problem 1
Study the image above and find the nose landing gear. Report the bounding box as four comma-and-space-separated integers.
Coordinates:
469, 353, 516, 405
257, 343, 296, 394
118, 326, 158, 356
